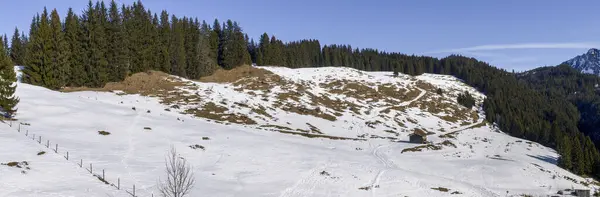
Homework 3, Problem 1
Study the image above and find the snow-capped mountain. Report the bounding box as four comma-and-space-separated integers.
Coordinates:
563, 48, 600, 75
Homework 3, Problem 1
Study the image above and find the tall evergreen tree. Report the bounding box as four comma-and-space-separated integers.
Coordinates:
157, 10, 171, 73
82, 1, 110, 87
23, 11, 49, 86
2, 35, 8, 56
107, 0, 129, 82
47, 9, 70, 89
198, 21, 218, 77
170, 15, 186, 77
10, 28, 25, 65
0, 39, 18, 118
210, 19, 221, 67
256, 33, 270, 65
221, 20, 250, 69
64, 8, 87, 86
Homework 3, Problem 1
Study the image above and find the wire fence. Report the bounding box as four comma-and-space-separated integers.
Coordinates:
4, 120, 156, 197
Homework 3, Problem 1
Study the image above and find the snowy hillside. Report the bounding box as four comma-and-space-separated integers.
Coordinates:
1, 66, 598, 197
563, 48, 600, 75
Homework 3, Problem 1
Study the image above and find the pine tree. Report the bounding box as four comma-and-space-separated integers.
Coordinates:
128, 0, 153, 73
221, 20, 250, 69
210, 19, 221, 66
248, 37, 257, 64
23, 11, 49, 86
107, 0, 129, 82
46, 9, 70, 89
170, 15, 186, 77
558, 136, 573, 170
157, 10, 171, 73
82, 1, 110, 87
0, 39, 18, 118
197, 22, 218, 77
572, 138, 585, 175
10, 28, 25, 65
64, 8, 87, 87
256, 33, 270, 65
2, 35, 8, 56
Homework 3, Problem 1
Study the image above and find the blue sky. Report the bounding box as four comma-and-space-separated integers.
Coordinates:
1, 0, 599, 71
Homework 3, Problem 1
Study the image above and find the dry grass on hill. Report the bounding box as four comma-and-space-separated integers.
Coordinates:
199, 65, 273, 83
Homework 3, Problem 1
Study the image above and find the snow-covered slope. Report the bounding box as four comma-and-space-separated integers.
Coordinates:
1, 66, 597, 197
563, 48, 600, 75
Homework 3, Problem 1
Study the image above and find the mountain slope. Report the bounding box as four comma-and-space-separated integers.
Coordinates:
1, 66, 598, 197
563, 48, 600, 75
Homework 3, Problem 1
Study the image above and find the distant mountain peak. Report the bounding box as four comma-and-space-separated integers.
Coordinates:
562, 48, 600, 75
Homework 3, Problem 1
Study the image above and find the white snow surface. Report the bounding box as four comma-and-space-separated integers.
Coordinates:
0, 66, 597, 197
13, 65, 23, 82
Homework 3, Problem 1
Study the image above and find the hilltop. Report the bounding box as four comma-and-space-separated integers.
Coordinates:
1, 66, 597, 197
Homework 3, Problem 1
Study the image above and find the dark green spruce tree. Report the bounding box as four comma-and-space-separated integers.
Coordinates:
170, 15, 186, 77
64, 8, 88, 86
210, 19, 221, 66
157, 10, 171, 73
0, 39, 18, 118
10, 28, 25, 65
106, 0, 129, 82
48, 9, 70, 89
23, 12, 49, 86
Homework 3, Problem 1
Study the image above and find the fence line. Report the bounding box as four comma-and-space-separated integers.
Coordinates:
5, 120, 149, 197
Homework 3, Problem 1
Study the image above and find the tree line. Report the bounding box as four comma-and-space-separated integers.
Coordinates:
11, 0, 250, 90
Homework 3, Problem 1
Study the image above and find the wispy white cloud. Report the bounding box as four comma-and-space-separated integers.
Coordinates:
425, 42, 600, 54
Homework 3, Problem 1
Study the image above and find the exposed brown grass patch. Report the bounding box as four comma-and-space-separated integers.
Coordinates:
199, 65, 273, 83
62, 71, 186, 97
184, 102, 256, 125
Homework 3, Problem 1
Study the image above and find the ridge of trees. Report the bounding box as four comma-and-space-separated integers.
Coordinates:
16, 0, 250, 89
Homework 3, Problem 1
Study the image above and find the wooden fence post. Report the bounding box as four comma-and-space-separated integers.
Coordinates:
25, 130, 28, 136
65, 152, 69, 160
18, 124, 20, 132
102, 169, 105, 180
79, 159, 82, 167
133, 184, 135, 196
89, 163, 93, 173
118, 178, 120, 190
38, 136, 41, 144
46, 140, 49, 148
32, 134, 35, 140
55, 144, 58, 153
